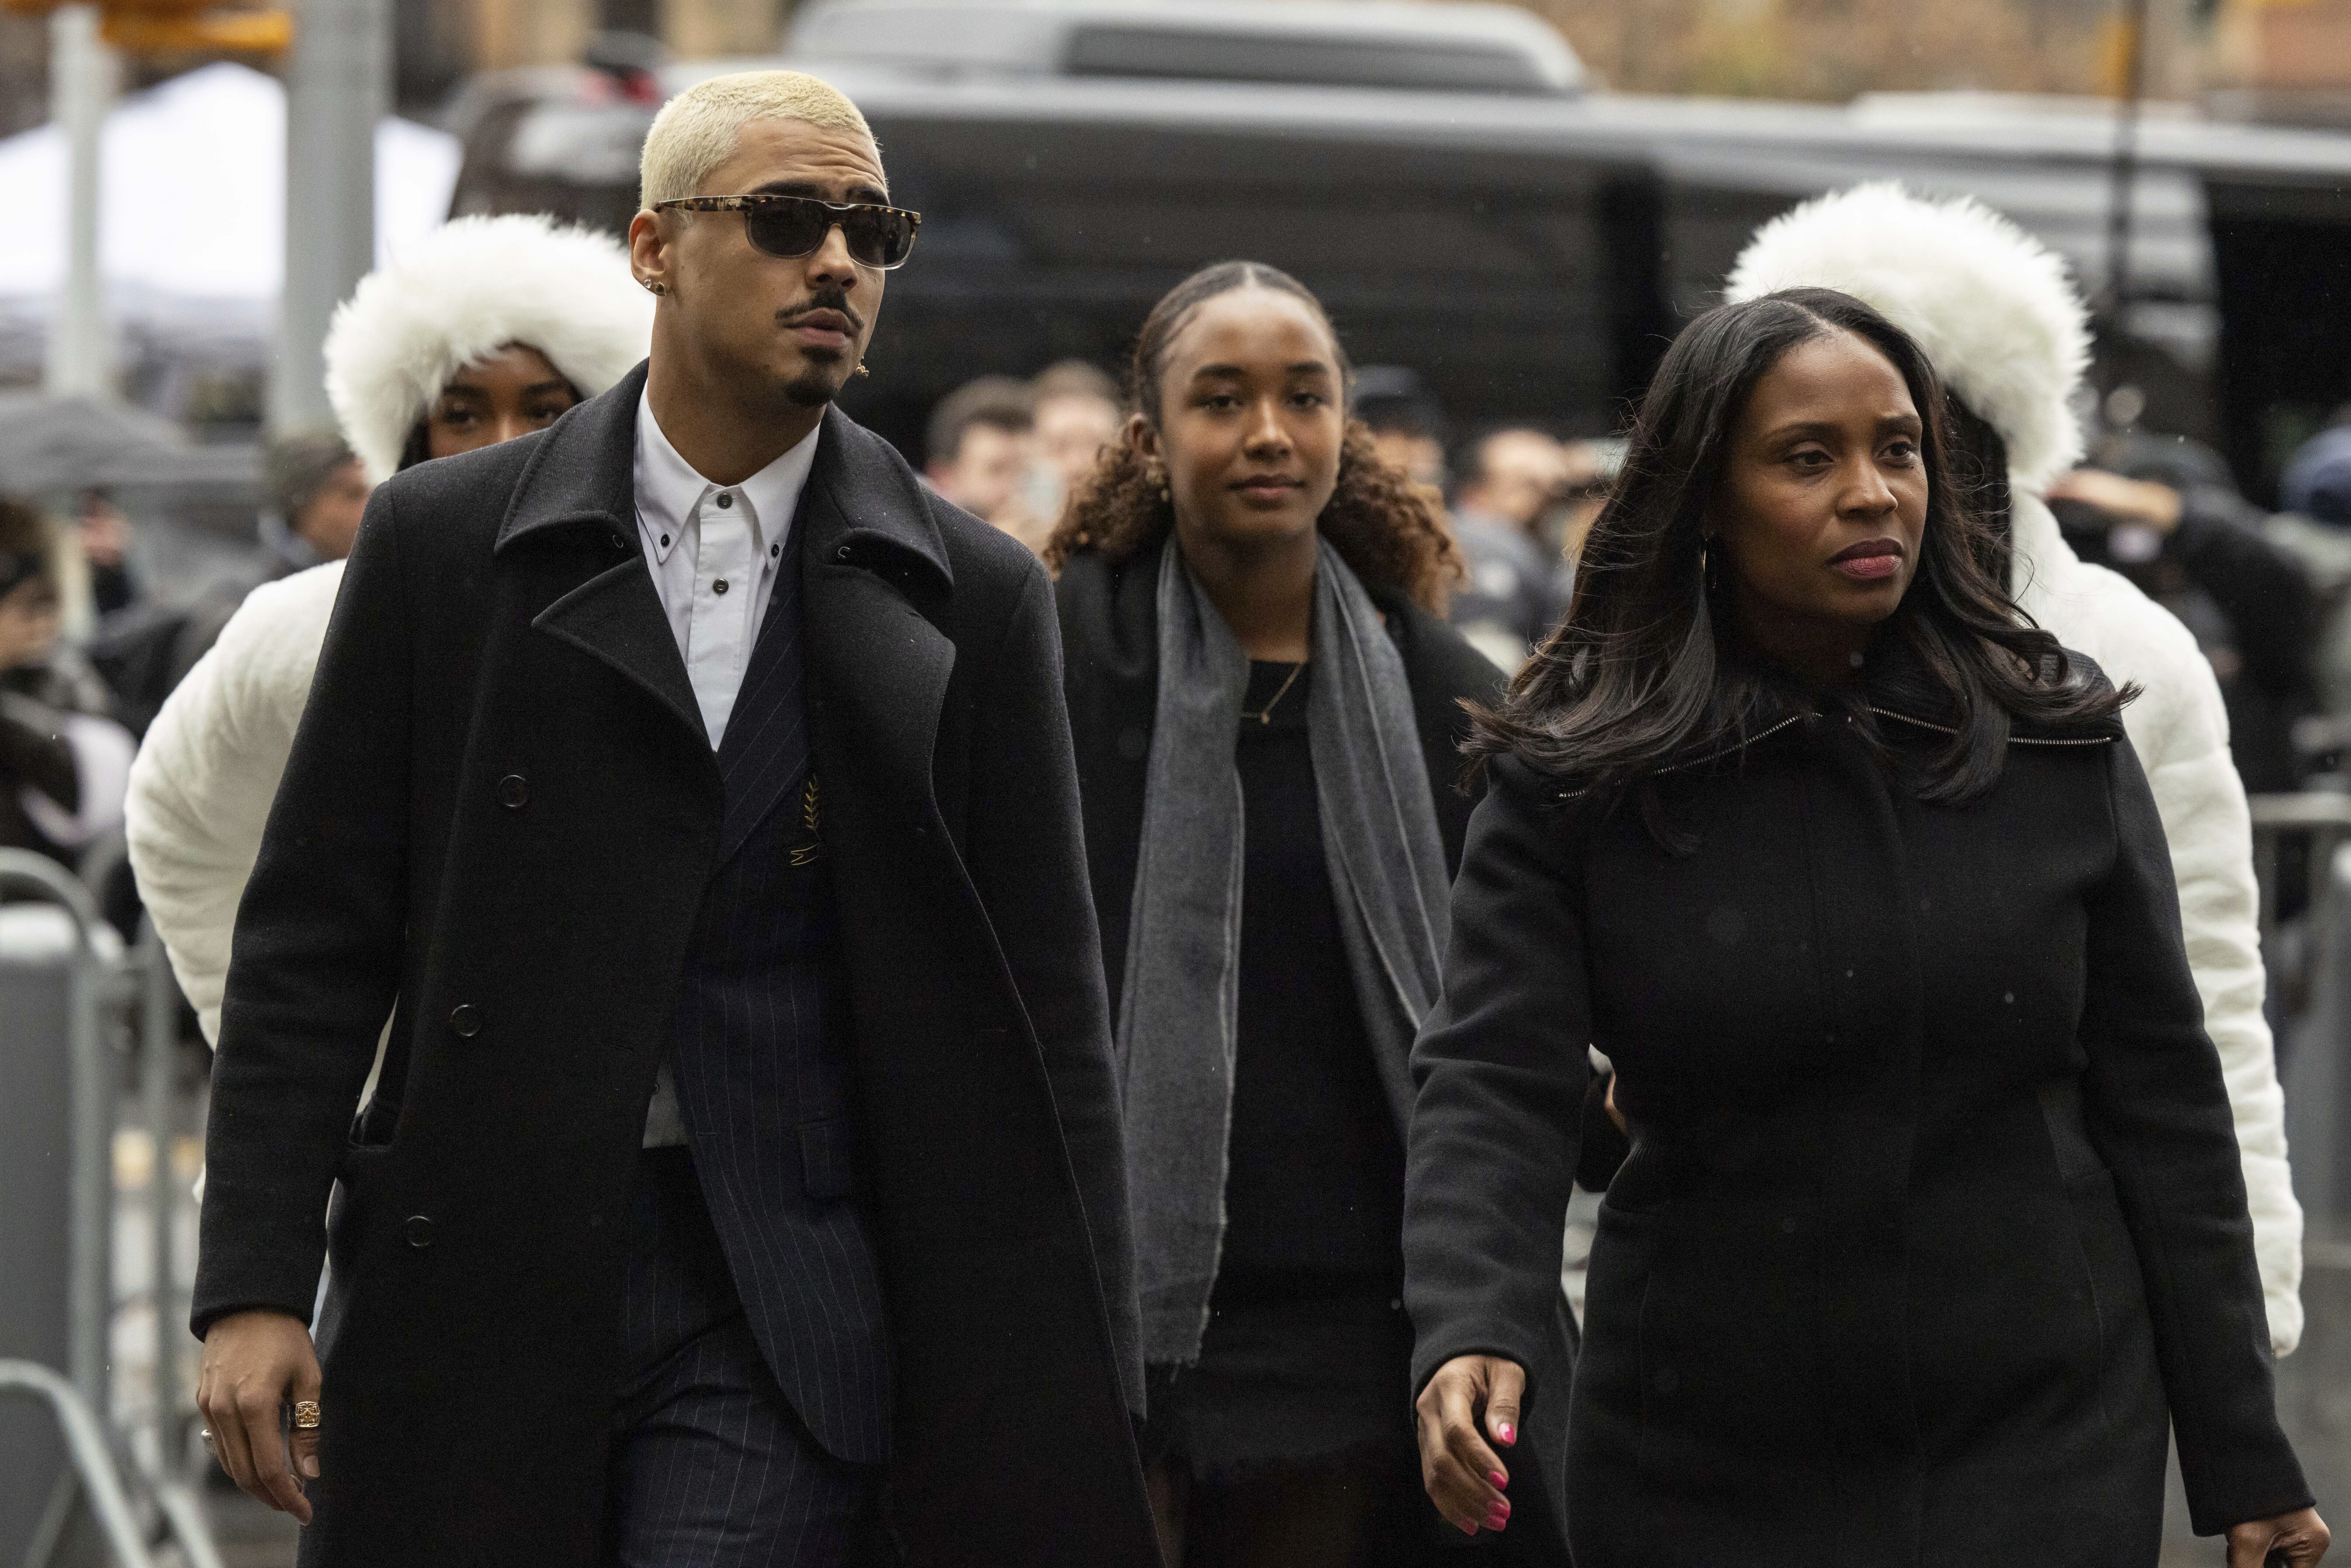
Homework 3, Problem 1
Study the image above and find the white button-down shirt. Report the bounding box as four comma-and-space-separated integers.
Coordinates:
632, 390, 821, 1146
633, 387, 821, 750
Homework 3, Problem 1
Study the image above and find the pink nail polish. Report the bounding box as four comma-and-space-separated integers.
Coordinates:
1459, 1520, 1477, 1536
1496, 1422, 1515, 1445
1489, 1470, 1508, 1489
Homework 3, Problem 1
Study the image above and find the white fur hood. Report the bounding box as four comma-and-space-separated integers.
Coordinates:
325, 214, 653, 482
1725, 182, 2089, 494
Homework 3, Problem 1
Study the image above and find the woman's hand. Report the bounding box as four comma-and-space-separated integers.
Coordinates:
2229, 1507, 2329, 1567
1415, 1353, 1522, 1536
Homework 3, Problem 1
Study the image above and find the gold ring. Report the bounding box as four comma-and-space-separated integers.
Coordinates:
292, 1401, 321, 1430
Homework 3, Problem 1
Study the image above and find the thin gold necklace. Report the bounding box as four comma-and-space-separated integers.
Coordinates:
1242, 661, 1305, 725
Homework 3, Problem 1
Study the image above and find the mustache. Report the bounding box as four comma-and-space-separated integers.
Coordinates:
778, 290, 864, 334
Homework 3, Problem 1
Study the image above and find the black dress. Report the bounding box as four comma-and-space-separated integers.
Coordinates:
1145, 660, 1414, 1480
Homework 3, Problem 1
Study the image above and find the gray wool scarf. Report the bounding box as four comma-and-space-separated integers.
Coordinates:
1116, 536, 1452, 1365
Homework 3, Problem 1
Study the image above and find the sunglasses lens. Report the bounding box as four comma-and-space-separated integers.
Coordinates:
743, 201, 833, 260
843, 209, 917, 268
740, 200, 917, 269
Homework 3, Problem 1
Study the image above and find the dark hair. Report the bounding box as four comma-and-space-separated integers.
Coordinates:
925, 375, 1035, 469
0, 496, 54, 598
1470, 287, 2126, 816
1043, 260, 1462, 615
1942, 393, 2013, 583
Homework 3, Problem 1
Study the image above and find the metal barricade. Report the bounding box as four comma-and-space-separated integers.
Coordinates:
0, 848, 222, 1566
2252, 794, 2351, 1228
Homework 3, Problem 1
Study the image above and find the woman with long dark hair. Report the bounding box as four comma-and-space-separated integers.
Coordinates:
1047, 262, 1561, 1566
1403, 287, 2325, 1567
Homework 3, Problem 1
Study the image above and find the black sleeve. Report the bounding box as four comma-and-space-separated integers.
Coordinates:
193, 487, 413, 1335
959, 562, 1144, 1412
0, 691, 81, 813
1403, 755, 1591, 1402
2168, 487, 2318, 703
2081, 734, 2310, 1534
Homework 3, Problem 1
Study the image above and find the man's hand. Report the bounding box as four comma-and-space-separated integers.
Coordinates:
1415, 1354, 1523, 1537
2229, 1506, 2329, 1567
197, 1309, 322, 1524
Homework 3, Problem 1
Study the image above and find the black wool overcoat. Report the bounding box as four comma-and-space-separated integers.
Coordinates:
1404, 654, 2311, 1568
192, 367, 1161, 1568
1055, 537, 1574, 1566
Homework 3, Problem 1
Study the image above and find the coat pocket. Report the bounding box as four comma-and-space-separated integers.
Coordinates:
798, 1113, 858, 1202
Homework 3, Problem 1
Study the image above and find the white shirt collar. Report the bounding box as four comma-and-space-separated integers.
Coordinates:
633, 387, 822, 562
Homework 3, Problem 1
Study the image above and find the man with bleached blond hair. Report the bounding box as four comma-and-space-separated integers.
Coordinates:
190, 69, 1158, 1567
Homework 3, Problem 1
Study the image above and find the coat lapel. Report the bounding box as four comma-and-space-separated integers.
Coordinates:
502, 363, 705, 748
798, 407, 958, 832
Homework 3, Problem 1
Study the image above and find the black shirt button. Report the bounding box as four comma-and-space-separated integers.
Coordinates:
405, 1215, 434, 1249
713, 577, 729, 595
449, 1004, 482, 1038
497, 774, 528, 809
715, 492, 733, 509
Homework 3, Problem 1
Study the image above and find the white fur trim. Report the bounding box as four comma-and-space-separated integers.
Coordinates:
1724, 182, 2090, 495
325, 215, 653, 483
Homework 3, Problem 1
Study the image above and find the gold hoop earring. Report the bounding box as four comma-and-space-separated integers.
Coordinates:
853, 360, 870, 378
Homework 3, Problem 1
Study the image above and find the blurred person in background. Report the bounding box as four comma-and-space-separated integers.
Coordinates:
2253, 426, 2351, 723
1548, 438, 1618, 568
1352, 364, 1448, 489
127, 212, 651, 1050
84, 431, 371, 735
1032, 357, 1123, 501
258, 432, 373, 573
1447, 427, 1575, 667
0, 496, 133, 868
2045, 450, 2318, 795
1048, 262, 1560, 1567
1691, 181, 2305, 1357
74, 487, 136, 615
924, 372, 1041, 545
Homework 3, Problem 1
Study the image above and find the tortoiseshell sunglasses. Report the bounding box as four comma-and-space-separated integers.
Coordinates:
653, 194, 922, 270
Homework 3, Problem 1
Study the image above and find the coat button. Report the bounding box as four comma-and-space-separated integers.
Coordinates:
449, 1004, 482, 1037
405, 1215, 434, 1249
497, 774, 528, 809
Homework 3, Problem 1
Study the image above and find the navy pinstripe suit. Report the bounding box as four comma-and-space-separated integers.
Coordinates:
608, 521, 889, 1564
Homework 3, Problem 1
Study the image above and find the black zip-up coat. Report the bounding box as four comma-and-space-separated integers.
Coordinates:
1404, 655, 2309, 1566
192, 371, 1159, 1568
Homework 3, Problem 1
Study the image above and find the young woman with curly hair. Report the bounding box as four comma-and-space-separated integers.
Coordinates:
1050, 262, 1566, 1568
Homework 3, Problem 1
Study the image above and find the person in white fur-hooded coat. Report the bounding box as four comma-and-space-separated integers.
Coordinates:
1724, 181, 2305, 1356
127, 214, 653, 1050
